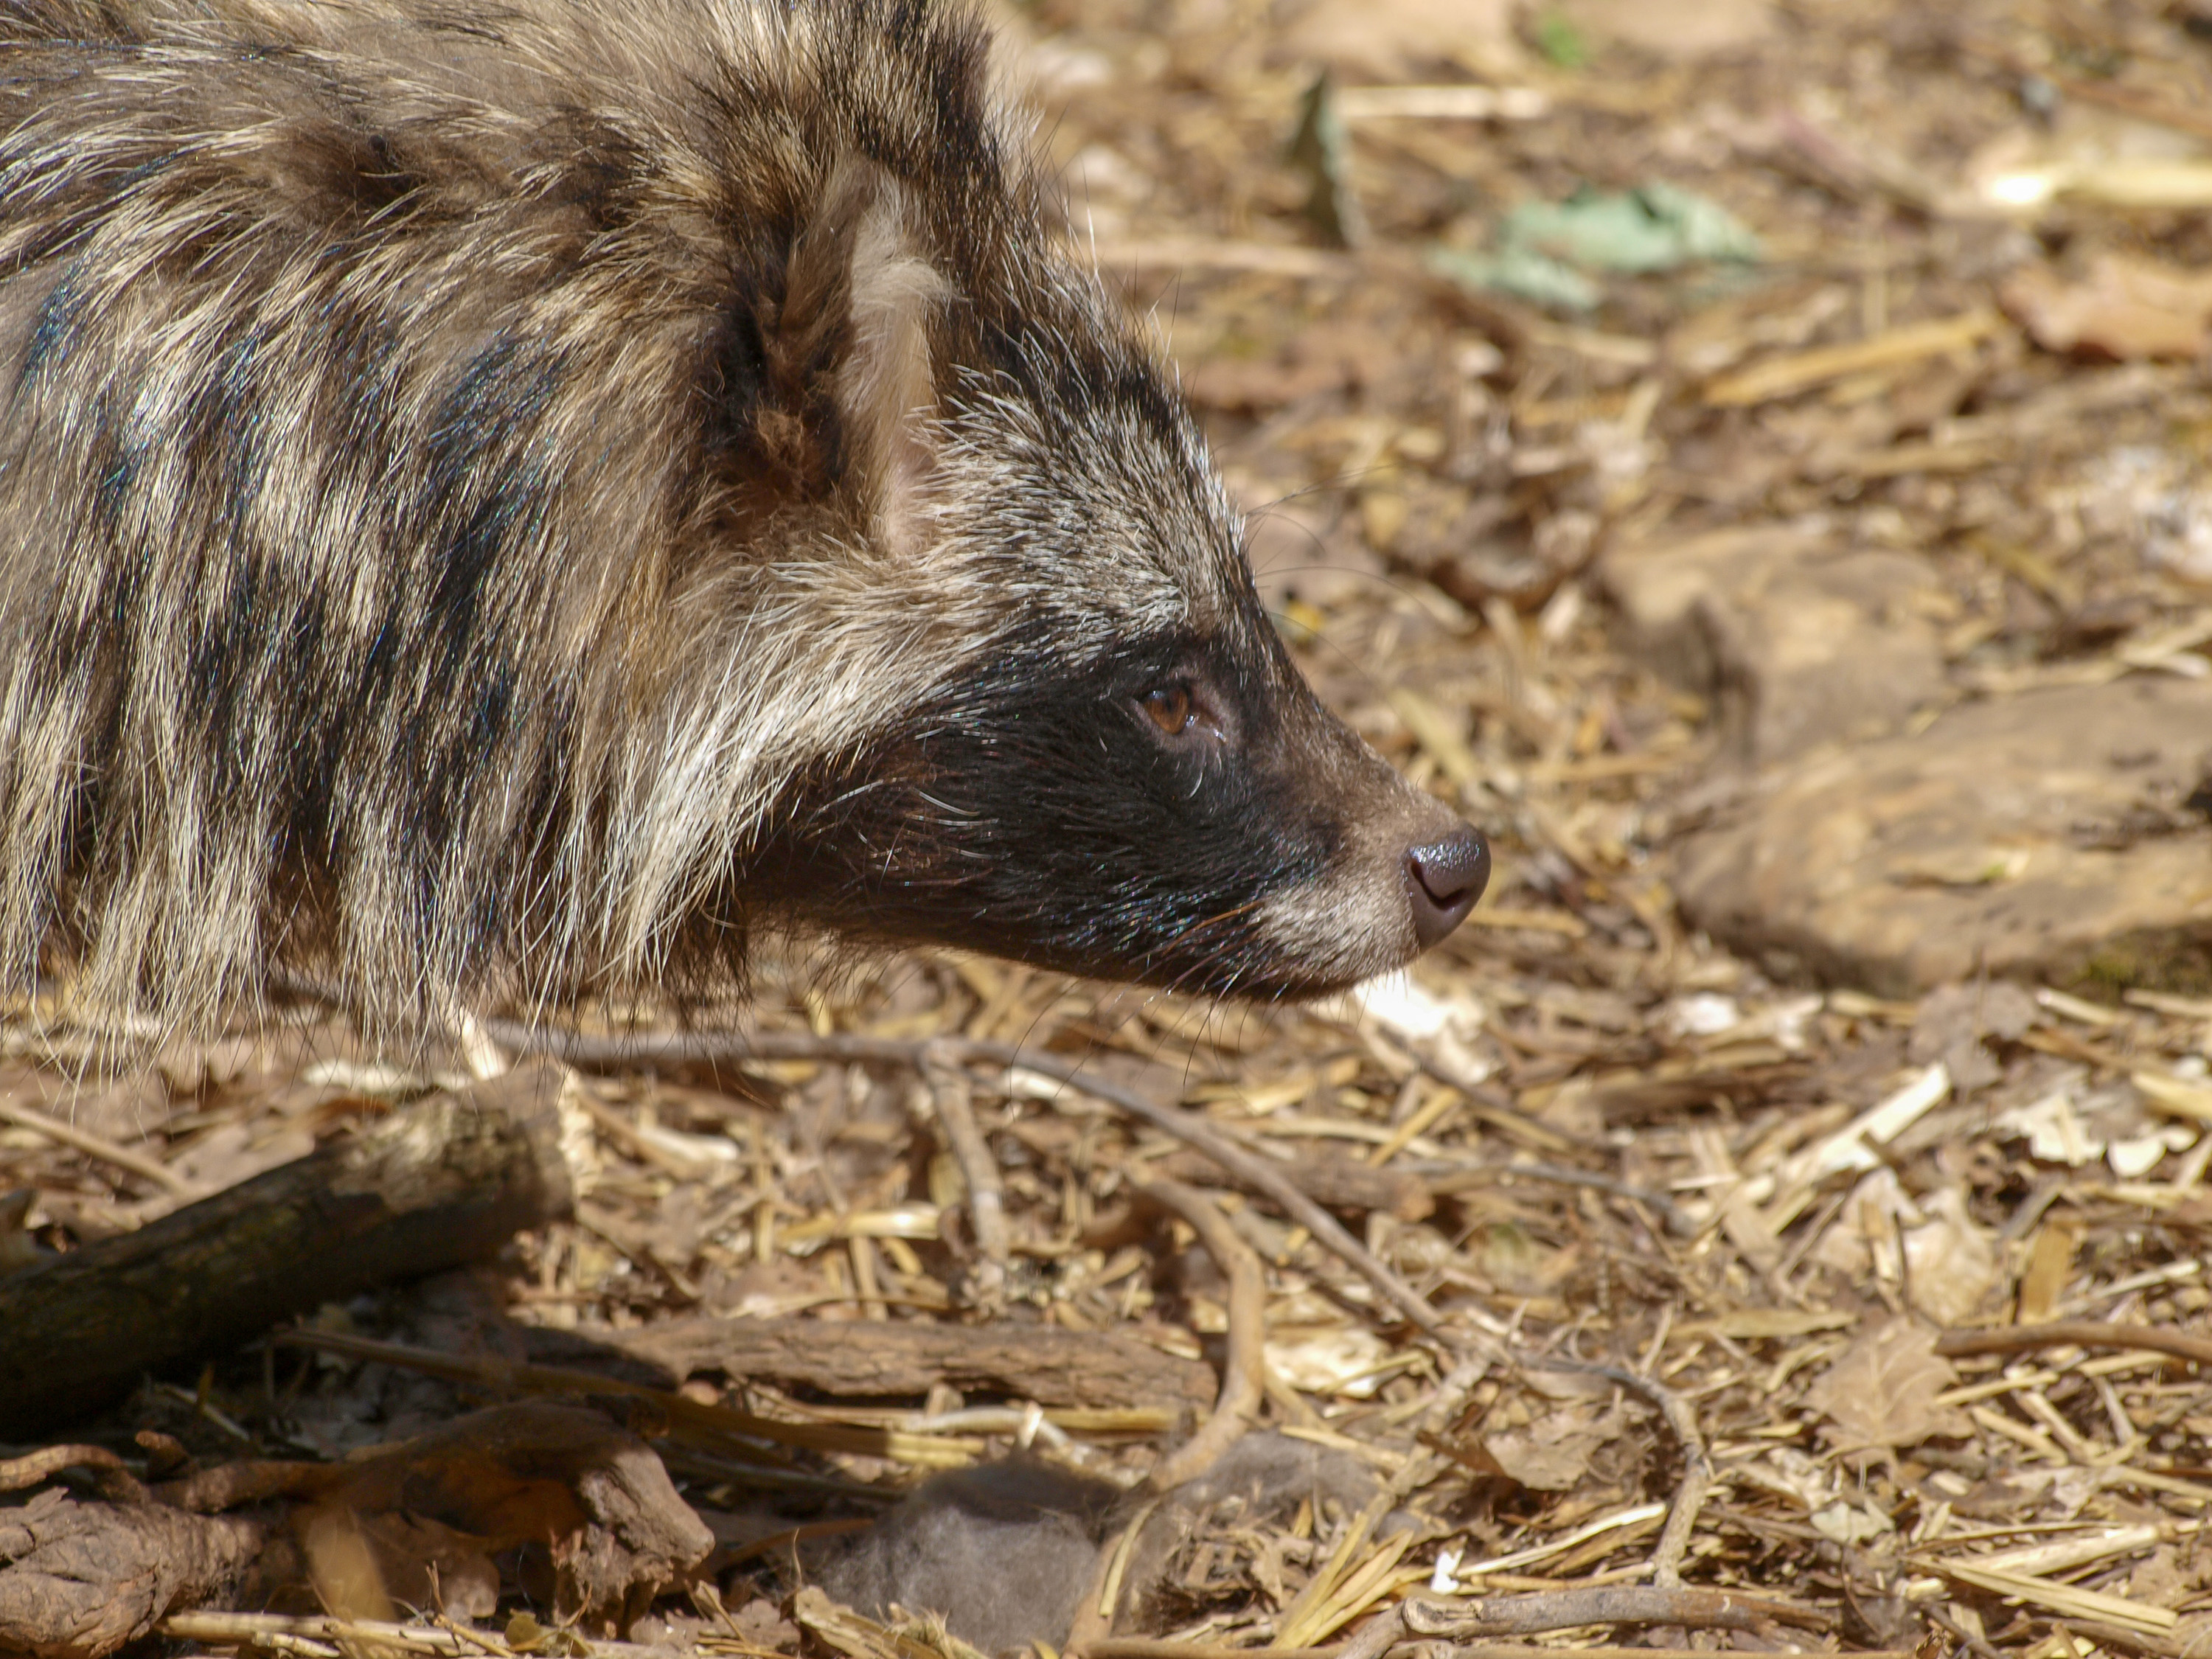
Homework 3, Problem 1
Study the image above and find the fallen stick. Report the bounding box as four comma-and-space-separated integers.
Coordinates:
1568, 1360, 1714, 1590
0, 1099, 200, 1198
1330, 1585, 1832, 1659
1130, 1178, 1265, 1492
924, 1040, 1009, 1312
0, 1402, 707, 1659
1935, 1319, 2212, 1369
570, 1311, 1218, 1408
0, 1062, 574, 1438
279, 1326, 1181, 1472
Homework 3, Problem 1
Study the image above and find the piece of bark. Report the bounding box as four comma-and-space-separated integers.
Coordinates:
0, 1403, 710, 1658
565, 1315, 1217, 1408
0, 1062, 575, 1438
315, 1402, 713, 1629
0, 1487, 270, 1659
1152, 1148, 1433, 1221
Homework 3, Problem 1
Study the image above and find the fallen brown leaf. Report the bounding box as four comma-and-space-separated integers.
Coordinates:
2001, 253, 2212, 361
1804, 1315, 1969, 1455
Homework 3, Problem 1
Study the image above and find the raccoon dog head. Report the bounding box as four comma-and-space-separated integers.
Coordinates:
0, 0, 1478, 1027
733, 149, 1487, 1000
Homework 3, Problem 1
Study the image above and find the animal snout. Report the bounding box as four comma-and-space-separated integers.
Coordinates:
1403, 826, 1489, 949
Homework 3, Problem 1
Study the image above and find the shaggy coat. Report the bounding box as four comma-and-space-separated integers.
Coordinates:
0, 0, 1481, 1035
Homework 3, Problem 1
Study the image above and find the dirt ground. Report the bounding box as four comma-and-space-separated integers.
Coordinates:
7, 1, 2212, 1657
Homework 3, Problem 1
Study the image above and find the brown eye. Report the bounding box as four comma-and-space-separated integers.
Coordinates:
1142, 686, 1193, 736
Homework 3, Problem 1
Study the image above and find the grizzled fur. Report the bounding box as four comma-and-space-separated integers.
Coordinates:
0, 0, 1472, 1035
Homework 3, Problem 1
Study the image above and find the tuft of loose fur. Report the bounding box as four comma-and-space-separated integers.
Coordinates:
814, 1437, 1382, 1652
0, 0, 1485, 1040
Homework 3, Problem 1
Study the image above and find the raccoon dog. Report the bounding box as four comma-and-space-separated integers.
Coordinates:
0, 0, 1487, 1037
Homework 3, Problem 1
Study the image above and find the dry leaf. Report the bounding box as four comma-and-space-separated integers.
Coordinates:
2109, 1127, 2195, 1178
1804, 1315, 1969, 1453
792, 1587, 904, 1659
1484, 1402, 1630, 1491
1901, 1187, 2000, 1326
2125, 1545, 2194, 1605
1809, 1499, 1893, 1544
2001, 254, 2212, 361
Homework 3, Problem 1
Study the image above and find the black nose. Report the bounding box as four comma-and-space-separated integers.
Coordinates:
1405, 826, 1489, 949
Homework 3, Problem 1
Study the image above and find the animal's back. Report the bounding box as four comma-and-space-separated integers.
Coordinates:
0, 0, 1028, 1026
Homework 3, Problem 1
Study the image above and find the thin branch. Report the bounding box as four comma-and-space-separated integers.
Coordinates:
0, 1098, 199, 1197
1934, 1319, 2212, 1369
1414, 1585, 1826, 1640
1131, 1177, 1265, 1491
922, 1039, 1008, 1266
1334, 1585, 1833, 1659
1548, 1359, 1714, 1588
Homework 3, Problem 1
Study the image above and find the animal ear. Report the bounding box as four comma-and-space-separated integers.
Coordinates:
776, 157, 949, 556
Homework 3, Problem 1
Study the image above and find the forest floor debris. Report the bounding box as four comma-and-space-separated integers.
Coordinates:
8, 0, 2212, 1655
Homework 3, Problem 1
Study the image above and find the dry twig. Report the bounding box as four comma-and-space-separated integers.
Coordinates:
922, 1040, 1008, 1270
1935, 1320, 2212, 1369
0, 1099, 198, 1197
1131, 1177, 1266, 1491
1335, 1585, 1831, 1659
